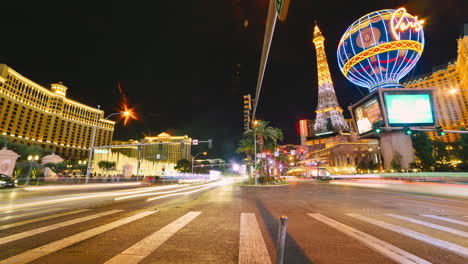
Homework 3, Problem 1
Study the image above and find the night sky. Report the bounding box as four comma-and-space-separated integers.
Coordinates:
1, 1, 466, 161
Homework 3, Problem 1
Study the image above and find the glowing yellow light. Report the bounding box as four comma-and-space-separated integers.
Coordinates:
119, 104, 137, 125
390, 8, 424, 41
448, 88, 458, 95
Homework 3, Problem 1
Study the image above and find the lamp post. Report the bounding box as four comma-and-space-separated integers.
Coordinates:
78, 160, 86, 177
252, 120, 259, 185
192, 152, 207, 174
26, 155, 39, 185
85, 108, 130, 184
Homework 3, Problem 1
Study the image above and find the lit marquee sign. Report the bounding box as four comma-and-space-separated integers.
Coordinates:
384, 92, 435, 126
390, 8, 424, 41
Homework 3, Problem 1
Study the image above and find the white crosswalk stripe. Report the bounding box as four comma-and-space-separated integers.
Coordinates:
307, 213, 431, 264
0, 209, 91, 231
0, 210, 121, 245
348, 214, 468, 259
0, 211, 156, 264
387, 214, 468, 238
104, 211, 201, 264
238, 213, 271, 264
421, 215, 468, 227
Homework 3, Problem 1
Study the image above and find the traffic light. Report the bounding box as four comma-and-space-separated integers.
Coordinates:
243, 94, 252, 110
373, 123, 382, 134
436, 126, 445, 136
208, 139, 213, 149
404, 127, 412, 135
243, 94, 252, 131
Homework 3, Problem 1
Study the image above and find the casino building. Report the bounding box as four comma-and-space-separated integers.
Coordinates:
0, 64, 114, 158
403, 35, 468, 143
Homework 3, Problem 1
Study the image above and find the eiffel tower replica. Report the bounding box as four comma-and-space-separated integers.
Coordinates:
312, 24, 349, 135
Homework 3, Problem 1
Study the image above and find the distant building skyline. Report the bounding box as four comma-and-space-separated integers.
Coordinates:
0, 64, 114, 158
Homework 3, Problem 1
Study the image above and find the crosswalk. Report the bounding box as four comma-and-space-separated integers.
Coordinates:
0, 208, 467, 263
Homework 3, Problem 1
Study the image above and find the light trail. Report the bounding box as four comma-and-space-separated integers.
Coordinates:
0, 184, 190, 212
23, 182, 144, 191
115, 182, 219, 201
146, 180, 229, 202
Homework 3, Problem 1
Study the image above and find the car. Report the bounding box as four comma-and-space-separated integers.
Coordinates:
0, 174, 16, 188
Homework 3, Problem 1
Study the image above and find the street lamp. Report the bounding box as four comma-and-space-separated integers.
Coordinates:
78, 160, 87, 177
26, 155, 39, 185
192, 152, 207, 174
85, 108, 131, 184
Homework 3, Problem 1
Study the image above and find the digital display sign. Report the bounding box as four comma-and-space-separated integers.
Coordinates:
353, 97, 384, 135
384, 93, 435, 126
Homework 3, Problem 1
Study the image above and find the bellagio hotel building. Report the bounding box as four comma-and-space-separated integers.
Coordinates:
0, 64, 114, 158
403, 35, 468, 143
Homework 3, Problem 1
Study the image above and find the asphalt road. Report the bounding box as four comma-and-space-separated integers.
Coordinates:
0, 180, 467, 264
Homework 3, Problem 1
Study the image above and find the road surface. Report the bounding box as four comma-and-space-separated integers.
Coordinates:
0, 180, 467, 263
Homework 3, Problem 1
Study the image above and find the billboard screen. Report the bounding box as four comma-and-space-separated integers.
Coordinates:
384, 93, 435, 126
353, 97, 384, 135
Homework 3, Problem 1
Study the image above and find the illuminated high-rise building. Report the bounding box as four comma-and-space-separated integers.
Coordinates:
403, 35, 468, 143
312, 24, 349, 135
0, 64, 114, 158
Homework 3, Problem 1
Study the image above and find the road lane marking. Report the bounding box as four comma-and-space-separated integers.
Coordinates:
0, 210, 121, 245
0, 211, 155, 264
348, 214, 468, 259
0, 209, 91, 231
239, 213, 271, 264
0, 207, 65, 222
307, 213, 431, 264
420, 215, 468, 227
387, 214, 468, 238
104, 211, 201, 264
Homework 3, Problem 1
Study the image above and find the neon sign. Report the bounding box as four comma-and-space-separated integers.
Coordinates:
390, 7, 424, 40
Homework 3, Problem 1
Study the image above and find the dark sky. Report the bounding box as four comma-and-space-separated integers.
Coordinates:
1, 1, 466, 161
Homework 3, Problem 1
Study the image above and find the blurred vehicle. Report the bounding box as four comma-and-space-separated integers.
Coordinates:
0, 174, 16, 188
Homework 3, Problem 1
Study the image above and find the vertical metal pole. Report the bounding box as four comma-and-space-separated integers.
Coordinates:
26, 161, 32, 185
254, 128, 257, 185
191, 157, 195, 174
85, 105, 100, 184
136, 145, 141, 178
276, 215, 288, 264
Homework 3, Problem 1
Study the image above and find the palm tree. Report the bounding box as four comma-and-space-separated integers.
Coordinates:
236, 138, 254, 177
243, 121, 277, 154
241, 121, 284, 177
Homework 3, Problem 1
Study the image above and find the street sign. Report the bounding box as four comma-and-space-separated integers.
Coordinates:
275, 0, 290, 22
94, 149, 109, 154
192, 139, 198, 145
156, 154, 161, 159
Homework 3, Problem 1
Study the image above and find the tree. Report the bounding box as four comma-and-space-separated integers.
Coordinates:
391, 152, 402, 171
241, 121, 284, 176
98, 161, 116, 170
455, 127, 468, 170
411, 132, 435, 171
174, 159, 191, 173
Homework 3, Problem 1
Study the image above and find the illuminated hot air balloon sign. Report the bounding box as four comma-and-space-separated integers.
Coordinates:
337, 8, 425, 92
